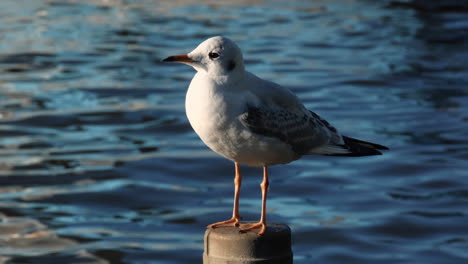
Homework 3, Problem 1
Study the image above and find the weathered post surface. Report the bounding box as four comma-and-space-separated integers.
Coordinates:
203, 223, 292, 264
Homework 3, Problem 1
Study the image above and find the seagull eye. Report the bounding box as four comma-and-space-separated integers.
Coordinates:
208, 52, 219, 59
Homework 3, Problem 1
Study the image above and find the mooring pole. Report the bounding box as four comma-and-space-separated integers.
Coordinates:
203, 223, 292, 264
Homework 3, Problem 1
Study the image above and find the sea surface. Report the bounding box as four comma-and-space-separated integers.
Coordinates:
1, 0, 468, 263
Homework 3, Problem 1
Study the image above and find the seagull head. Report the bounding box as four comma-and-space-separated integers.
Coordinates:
163, 36, 244, 80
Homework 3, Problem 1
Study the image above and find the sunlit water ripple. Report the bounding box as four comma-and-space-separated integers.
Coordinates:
1, 0, 468, 263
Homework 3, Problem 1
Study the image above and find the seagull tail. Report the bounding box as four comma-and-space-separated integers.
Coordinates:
327, 136, 389, 157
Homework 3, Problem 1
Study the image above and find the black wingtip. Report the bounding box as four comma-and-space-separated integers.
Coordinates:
344, 136, 388, 150
327, 136, 388, 157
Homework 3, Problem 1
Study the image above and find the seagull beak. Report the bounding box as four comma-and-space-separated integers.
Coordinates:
162, 54, 194, 63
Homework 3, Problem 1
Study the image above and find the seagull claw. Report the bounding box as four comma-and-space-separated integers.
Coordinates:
239, 222, 266, 235
208, 217, 240, 229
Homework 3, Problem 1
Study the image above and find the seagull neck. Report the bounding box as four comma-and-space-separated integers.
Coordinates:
205, 70, 245, 89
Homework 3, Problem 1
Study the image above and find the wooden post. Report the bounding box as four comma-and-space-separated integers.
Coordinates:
203, 223, 293, 264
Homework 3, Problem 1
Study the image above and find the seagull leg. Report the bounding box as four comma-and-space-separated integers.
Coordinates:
240, 166, 269, 235
208, 162, 242, 228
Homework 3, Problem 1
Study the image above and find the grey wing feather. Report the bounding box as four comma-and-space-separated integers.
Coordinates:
308, 111, 388, 156
239, 105, 332, 155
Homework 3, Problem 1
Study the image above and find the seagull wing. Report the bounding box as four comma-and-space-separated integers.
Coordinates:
239, 105, 337, 155
239, 73, 386, 156
240, 106, 387, 156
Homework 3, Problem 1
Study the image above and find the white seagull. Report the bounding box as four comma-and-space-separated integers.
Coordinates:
163, 36, 388, 235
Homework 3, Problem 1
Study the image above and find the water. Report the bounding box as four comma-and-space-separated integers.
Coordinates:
1, 0, 467, 263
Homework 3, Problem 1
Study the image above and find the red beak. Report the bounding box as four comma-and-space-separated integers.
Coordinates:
162, 54, 194, 63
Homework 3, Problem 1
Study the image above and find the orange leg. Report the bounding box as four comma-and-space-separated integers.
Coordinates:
240, 166, 269, 235
208, 162, 242, 228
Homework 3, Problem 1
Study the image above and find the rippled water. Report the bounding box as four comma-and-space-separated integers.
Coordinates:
1, 0, 468, 263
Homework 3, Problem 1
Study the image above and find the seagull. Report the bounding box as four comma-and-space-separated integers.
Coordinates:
162, 36, 388, 235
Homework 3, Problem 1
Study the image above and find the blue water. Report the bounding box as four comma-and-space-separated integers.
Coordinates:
1, 0, 467, 263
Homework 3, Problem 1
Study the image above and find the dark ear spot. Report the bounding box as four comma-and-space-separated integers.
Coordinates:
227, 60, 236, 71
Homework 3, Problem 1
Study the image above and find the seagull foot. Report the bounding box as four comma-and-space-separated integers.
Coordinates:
208, 217, 240, 229
239, 222, 266, 236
